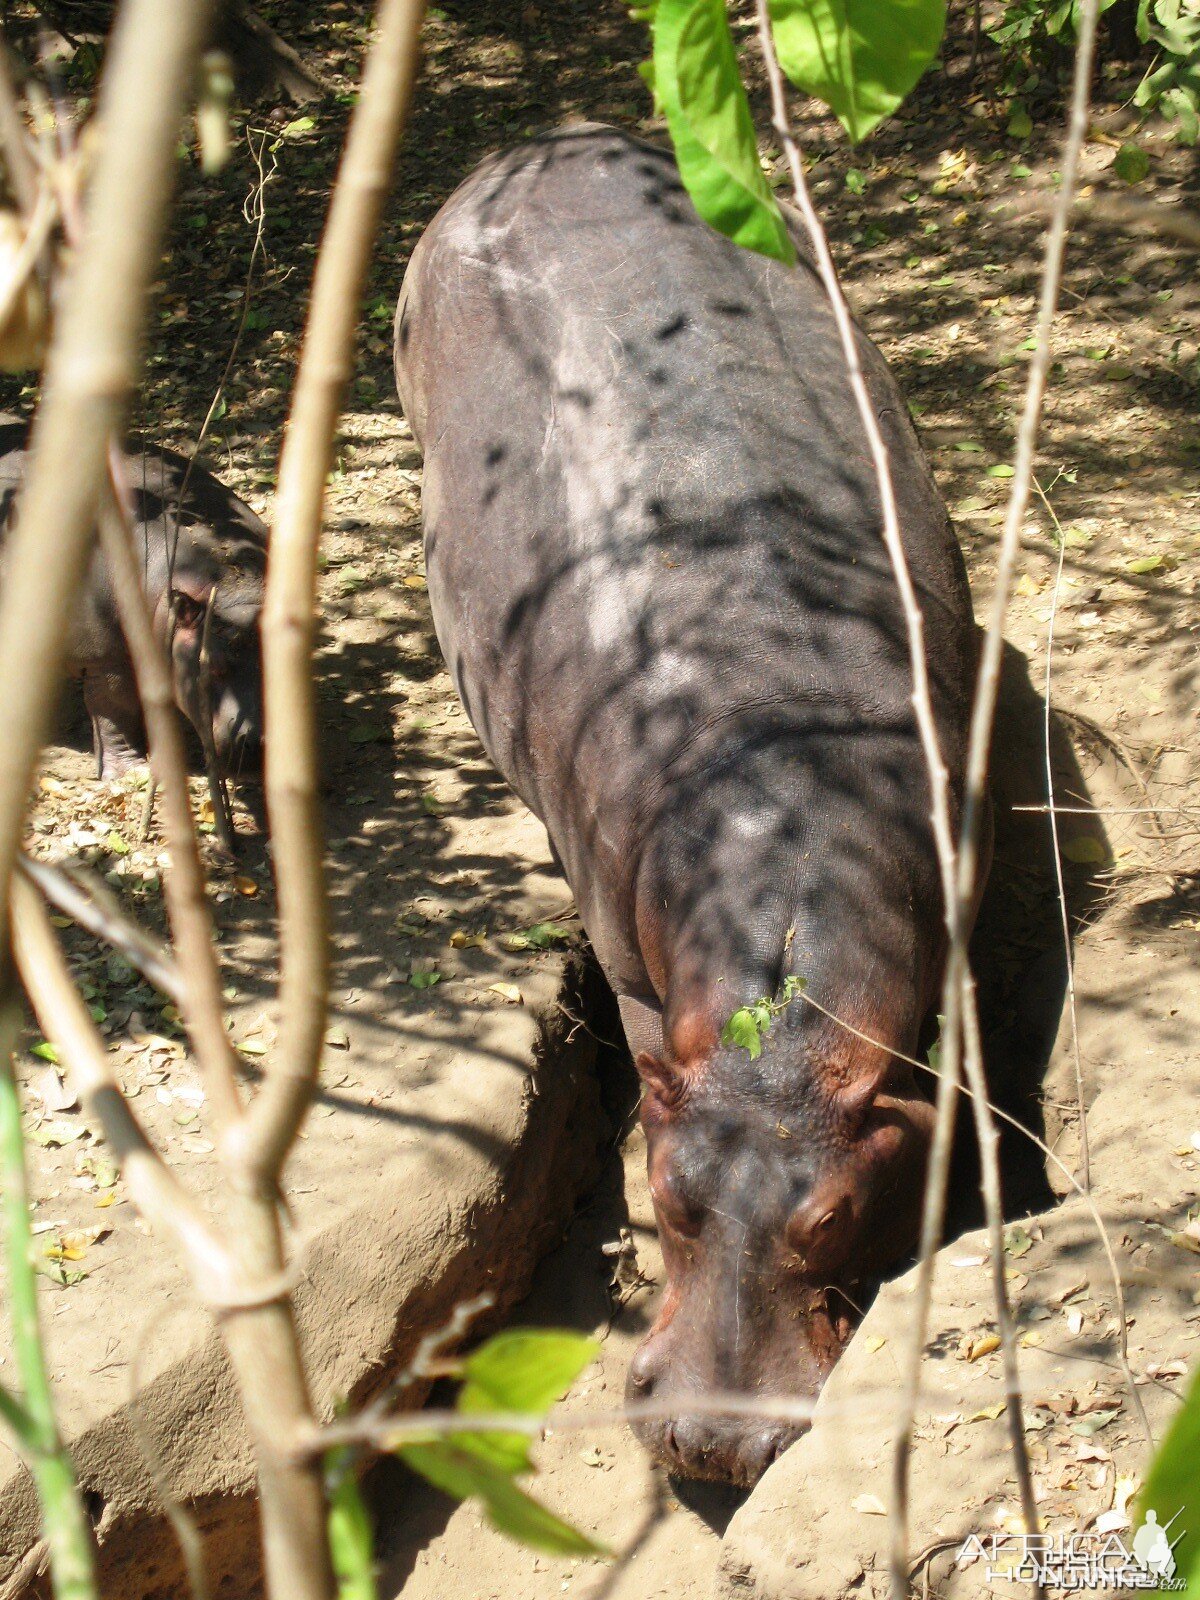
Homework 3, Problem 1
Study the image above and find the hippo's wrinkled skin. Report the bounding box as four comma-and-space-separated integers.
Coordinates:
0, 416, 265, 778
394, 126, 985, 1487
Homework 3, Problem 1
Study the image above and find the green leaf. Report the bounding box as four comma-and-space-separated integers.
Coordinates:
1113, 141, 1151, 183
1138, 1360, 1200, 1595
1127, 554, 1163, 573
326, 1449, 379, 1600
1061, 834, 1108, 865
30, 1042, 59, 1065
721, 1006, 764, 1058
844, 167, 866, 194
456, 1329, 598, 1473
768, 0, 947, 143
1162, 86, 1200, 144
652, 0, 796, 262
461, 1330, 598, 1415
502, 922, 573, 952
988, 463, 1016, 478
408, 970, 441, 990
1006, 101, 1033, 138
399, 1442, 606, 1557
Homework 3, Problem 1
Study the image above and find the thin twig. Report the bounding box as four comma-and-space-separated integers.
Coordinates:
893, 0, 1105, 1570
195, 586, 237, 857
0, 185, 56, 334
1032, 474, 1090, 1190
751, 5, 1039, 1582
175, 126, 275, 518
97, 481, 244, 1130
208, 8, 428, 1595
231, 0, 428, 1188
792, 983, 1151, 1448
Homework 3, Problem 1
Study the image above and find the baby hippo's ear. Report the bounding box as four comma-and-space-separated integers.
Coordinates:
169, 583, 211, 635
635, 1051, 685, 1116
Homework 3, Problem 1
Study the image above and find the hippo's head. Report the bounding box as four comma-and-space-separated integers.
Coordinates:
625, 1019, 934, 1486
155, 530, 265, 774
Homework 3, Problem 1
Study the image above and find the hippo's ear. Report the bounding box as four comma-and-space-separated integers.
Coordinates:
836, 1063, 889, 1131
635, 1051, 685, 1114
169, 586, 208, 634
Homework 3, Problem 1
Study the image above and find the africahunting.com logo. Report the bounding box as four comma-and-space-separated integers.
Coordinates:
958, 1509, 1184, 1590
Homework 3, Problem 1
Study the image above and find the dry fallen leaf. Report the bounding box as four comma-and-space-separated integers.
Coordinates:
32, 1067, 77, 1114
487, 982, 523, 1005
966, 1403, 1007, 1423
44, 1224, 110, 1262
851, 1494, 887, 1516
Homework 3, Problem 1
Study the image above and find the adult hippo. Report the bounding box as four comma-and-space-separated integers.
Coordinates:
0, 416, 265, 778
394, 125, 982, 1486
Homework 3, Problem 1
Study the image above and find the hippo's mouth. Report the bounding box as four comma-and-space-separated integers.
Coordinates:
635, 1412, 809, 1488
627, 1290, 859, 1486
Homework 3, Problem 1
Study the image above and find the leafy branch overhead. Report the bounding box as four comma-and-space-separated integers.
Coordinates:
636, 0, 947, 261
638, 0, 796, 262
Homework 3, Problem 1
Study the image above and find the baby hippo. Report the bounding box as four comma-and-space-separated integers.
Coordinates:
0, 414, 266, 777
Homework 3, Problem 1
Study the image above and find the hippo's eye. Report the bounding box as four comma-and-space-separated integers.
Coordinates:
650, 1170, 704, 1239
787, 1193, 853, 1272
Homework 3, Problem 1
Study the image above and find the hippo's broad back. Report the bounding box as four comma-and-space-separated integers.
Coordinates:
394, 125, 982, 1487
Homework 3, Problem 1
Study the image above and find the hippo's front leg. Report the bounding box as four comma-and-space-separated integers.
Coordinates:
82, 667, 147, 777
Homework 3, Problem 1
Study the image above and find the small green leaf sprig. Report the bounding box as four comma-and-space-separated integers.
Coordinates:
720, 974, 805, 1060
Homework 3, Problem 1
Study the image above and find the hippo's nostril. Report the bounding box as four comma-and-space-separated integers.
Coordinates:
734, 1425, 797, 1486
627, 1345, 656, 1394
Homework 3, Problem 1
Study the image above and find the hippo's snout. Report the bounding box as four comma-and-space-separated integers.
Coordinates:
625, 1336, 807, 1487
211, 685, 262, 772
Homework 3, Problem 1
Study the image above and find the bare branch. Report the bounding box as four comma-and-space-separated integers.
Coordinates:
0, 0, 217, 971
232, 0, 427, 1188
18, 851, 184, 1006
11, 873, 235, 1301
1033, 475, 1090, 1189
954, 0, 1101, 1169
97, 482, 244, 1129
896, 0, 1109, 1572
750, 5, 1040, 1583
0, 42, 38, 217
